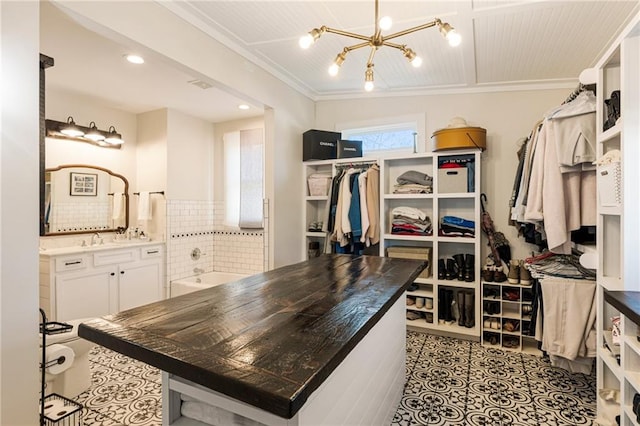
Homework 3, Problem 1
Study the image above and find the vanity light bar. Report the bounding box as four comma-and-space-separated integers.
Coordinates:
45, 118, 124, 149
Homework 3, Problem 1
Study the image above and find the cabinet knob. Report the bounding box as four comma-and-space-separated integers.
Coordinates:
120, 271, 125, 274
110, 272, 115, 276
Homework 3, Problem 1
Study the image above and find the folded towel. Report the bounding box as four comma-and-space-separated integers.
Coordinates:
112, 192, 123, 220
137, 191, 152, 221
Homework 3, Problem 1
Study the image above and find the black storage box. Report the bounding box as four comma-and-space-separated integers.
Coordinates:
337, 139, 363, 159
303, 130, 341, 161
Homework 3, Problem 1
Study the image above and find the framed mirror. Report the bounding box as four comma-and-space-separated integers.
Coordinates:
42, 164, 129, 236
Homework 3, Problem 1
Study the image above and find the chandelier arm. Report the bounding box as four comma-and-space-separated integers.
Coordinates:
343, 41, 371, 53
324, 27, 372, 42
381, 41, 407, 51
382, 20, 440, 41
366, 46, 378, 67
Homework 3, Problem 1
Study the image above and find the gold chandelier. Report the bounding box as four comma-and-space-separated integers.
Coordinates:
299, 0, 461, 92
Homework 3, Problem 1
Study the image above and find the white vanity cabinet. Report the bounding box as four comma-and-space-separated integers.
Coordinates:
39, 243, 165, 321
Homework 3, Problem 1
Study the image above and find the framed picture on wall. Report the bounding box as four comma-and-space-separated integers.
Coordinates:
70, 172, 97, 196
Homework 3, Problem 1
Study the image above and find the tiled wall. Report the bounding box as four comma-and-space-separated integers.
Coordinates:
166, 200, 267, 282
49, 201, 111, 233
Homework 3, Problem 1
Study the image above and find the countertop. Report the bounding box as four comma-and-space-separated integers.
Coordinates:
78, 254, 426, 418
39, 239, 163, 257
604, 290, 640, 326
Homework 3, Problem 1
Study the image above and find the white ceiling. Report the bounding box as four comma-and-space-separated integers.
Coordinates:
41, 1, 639, 122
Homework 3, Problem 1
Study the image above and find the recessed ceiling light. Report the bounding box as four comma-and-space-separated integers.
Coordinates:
125, 54, 144, 64
238, 104, 250, 110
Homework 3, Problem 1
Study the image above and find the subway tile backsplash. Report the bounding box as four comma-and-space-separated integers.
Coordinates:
166, 200, 265, 282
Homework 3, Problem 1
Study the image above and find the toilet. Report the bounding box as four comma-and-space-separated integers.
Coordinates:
41, 319, 94, 399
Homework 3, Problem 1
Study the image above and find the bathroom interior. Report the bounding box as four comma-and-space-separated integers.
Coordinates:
37, 0, 272, 409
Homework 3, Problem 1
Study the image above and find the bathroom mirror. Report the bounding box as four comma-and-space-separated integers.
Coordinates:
42, 164, 129, 236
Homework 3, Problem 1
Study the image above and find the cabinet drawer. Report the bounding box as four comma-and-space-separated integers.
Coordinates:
55, 255, 88, 272
141, 245, 163, 259
94, 249, 136, 266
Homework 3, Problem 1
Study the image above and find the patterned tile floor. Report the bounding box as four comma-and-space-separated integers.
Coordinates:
75, 331, 596, 425
393, 331, 597, 426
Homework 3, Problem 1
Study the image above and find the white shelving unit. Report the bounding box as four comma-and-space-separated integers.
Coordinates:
595, 12, 640, 426
302, 157, 378, 259
481, 281, 540, 354
302, 159, 333, 258
380, 150, 482, 339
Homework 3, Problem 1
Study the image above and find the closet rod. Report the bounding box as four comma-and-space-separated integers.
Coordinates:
133, 191, 165, 196
334, 160, 378, 169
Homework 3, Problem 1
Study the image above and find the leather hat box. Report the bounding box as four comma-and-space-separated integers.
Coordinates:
303, 129, 341, 161
431, 127, 486, 151
387, 246, 431, 279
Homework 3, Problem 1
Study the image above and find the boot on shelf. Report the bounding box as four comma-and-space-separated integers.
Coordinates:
457, 291, 466, 326
464, 254, 475, 282
444, 289, 455, 323
464, 291, 475, 328
453, 254, 465, 281
519, 260, 532, 285
438, 259, 446, 280
445, 259, 457, 280
438, 287, 445, 322
508, 259, 520, 284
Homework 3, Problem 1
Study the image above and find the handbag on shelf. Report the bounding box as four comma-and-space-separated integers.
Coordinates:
604, 90, 621, 131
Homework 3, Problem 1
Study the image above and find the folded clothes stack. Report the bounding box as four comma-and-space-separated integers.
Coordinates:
391, 206, 432, 235
393, 170, 433, 194
440, 215, 475, 237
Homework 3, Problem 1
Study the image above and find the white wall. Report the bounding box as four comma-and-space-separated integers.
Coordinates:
167, 109, 214, 201
53, 0, 316, 268
137, 108, 168, 239
0, 1, 40, 423
45, 88, 138, 179
315, 89, 571, 262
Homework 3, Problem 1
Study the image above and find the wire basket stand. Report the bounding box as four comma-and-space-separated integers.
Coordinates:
39, 309, 83, 426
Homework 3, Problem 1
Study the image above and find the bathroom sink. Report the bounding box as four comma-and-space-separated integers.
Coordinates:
39, 239, 157, 256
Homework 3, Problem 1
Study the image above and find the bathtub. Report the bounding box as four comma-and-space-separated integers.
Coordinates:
170, 272, 249, 297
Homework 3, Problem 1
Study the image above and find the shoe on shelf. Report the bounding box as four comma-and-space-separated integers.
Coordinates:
406, 311, 423, 321
519, 260, 532, 285
406, 297, 416, 306
508, 259, 520, 284
425, 298, 433, 310
407, 283, 419, 292
493, 266, 507, 283
503, 290, 520, 301
482, 267, 495, 282
503, 320, 520, 332
425, 312, 434, 323
445, 258, 457, 280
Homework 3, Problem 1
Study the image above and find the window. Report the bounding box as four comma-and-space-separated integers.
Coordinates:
341, 122, 418, 157
223, 129, 264, 228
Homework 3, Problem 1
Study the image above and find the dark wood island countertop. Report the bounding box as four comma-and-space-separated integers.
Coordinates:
604, 290, 640, 326
78, 254, 426, 419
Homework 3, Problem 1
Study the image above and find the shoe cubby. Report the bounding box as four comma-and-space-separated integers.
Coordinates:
480, 281, 538, 353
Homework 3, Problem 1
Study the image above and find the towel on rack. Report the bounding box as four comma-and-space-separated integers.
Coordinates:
137, 191, 152, 221
112, 192, 124, 220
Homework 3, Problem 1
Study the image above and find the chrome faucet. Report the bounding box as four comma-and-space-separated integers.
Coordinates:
193, 267, 205, 275
91, 232, 101, 246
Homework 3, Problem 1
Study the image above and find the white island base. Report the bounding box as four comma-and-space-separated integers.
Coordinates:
162, 296, 406, 426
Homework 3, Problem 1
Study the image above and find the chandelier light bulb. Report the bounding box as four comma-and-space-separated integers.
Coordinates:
328, 63, 340, 76
379, 16, 392, 31
364, 66, 374, 91
411, 56, 423, 68
299, 34, 314, 49
447, 30, 462, 47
